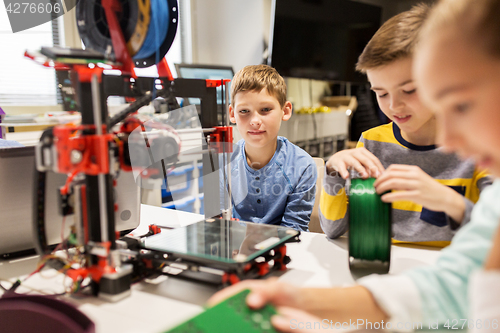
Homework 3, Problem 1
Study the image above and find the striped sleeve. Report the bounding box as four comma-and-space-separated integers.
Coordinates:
319, 136, 369, 238
319, 169, 349, 238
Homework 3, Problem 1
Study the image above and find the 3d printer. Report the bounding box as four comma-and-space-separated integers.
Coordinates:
27, 0, 300, 302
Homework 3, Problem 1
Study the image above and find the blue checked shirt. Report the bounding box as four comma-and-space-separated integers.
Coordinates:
221, 137, 316, 231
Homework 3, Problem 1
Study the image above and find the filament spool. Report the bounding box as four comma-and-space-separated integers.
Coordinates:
348, 177, 392, 275
76, 0, 179, 67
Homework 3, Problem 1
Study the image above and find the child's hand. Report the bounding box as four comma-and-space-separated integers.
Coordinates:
374, 164, 466, 222
271, 307, 326, 332
325, 147, 385, 179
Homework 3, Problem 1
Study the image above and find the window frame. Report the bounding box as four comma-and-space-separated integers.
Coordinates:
2, 8, 80, 115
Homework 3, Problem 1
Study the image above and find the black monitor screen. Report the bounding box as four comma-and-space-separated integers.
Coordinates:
268, 0, 381, 82
175, 64, 234, 105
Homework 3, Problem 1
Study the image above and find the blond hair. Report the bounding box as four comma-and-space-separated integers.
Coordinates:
356, 3, 432, 72
420, 0, 500, 59
231, 65, 287, 107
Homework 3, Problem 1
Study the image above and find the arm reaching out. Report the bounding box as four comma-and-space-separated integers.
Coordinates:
320, 147, 384, 238
207, 278, 388, 329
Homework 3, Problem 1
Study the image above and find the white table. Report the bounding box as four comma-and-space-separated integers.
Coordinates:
0, 205, 441, 333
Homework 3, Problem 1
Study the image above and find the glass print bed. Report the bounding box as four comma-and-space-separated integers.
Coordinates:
143, 219, 299, 265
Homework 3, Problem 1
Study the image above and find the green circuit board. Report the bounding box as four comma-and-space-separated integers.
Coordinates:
165, 289, 279, 333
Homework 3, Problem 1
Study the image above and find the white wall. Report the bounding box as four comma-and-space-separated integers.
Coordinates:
189, 0, 265, 72
185, 0, 435, 73
186, 0, 435, 108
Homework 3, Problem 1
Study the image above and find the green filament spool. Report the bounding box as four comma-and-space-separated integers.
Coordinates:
349, 177, 392, 271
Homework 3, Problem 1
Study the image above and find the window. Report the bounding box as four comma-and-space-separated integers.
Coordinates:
0, 6, 59, 106
0, 2, 186, 110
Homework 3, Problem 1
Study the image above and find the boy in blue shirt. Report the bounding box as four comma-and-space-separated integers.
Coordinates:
224, 64, 317, 231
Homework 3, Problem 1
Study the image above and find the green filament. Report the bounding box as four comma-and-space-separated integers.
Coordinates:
349, 178, 391, 263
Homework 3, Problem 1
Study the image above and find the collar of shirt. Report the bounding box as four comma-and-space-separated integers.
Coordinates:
239, 137, 284, 174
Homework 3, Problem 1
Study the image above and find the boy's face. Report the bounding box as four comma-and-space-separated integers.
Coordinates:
415, 27, 500, 176
229, 88, 292, 150
367, 57, 436, 140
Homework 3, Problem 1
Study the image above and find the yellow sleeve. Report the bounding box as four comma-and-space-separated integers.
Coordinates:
320, 186, 348, 221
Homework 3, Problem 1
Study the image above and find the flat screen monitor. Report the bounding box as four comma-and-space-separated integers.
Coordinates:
268, 0, 382, 82
175, 63, 234, 105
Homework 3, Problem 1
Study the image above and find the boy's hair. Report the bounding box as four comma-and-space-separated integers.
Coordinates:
356, 3, 432, 73
421, 0, 500, 59
231, 65, 287, 108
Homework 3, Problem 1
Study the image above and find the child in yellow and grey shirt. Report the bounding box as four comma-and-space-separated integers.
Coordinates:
320, 122, 490, 246
319, 4, 491, 246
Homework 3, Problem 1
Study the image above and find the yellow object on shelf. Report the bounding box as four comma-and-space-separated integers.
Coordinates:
295, 106, 331, 114
321, 96, 358, 114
